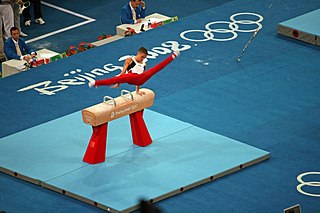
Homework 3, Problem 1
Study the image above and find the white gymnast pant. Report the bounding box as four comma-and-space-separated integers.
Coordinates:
0, 4, 14, 40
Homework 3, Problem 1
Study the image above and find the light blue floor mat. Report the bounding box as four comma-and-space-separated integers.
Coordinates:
0, 109, 269, 212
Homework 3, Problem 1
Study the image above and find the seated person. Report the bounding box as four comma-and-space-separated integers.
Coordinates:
4, 26, 36, 61
121, 0, 146, 24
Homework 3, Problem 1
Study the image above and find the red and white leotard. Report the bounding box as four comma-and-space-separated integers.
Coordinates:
126, 56, 146, 74
93, 51, 178, 87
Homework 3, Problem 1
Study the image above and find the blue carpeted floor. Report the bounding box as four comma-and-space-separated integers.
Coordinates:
1, 0, 320, 212
22, 0, 234, 53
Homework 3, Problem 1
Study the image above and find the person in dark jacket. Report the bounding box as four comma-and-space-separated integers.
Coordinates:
121, 0, 146, 24
4, 26, 36, 60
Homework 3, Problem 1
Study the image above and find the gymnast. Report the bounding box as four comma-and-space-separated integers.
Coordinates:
89, 47, 179, 95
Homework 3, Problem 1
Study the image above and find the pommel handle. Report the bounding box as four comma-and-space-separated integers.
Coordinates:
121, 90, 134, 100
103, 96, 116, 107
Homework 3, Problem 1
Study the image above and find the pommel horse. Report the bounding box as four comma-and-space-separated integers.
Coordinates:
81, 88, 155, 164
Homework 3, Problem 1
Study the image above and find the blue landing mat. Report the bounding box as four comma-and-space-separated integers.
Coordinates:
278, 8, 320, 45
0, 110, 192, 182
279, 8, 320, 36
0, 109, 269, 212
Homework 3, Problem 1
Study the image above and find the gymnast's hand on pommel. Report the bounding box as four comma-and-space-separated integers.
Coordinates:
136, 90, 146, 96
136, 86, 145, 96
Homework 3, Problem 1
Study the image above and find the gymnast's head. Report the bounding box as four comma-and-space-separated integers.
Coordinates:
136, 47, 148, 63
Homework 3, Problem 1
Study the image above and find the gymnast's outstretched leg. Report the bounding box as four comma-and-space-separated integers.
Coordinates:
92, 73, 140, 87
89, 51, 179, 87
132, 51, 179, 86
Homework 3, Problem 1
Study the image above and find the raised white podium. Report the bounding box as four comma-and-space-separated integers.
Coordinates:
116, 13, 171, 37
91, 35, 124, 47
1, 48, 59, 78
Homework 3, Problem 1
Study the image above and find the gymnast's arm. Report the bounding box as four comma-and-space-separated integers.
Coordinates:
111, 57, 133, 88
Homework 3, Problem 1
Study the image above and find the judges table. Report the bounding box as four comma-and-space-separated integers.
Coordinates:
116, 13, 171, 37
1, 48, 59, 78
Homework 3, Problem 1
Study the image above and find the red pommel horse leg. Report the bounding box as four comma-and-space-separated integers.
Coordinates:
81, 88, 156, 164
83, 123, 108, 164
82, 109, 151, 164
129, 109, 152, 147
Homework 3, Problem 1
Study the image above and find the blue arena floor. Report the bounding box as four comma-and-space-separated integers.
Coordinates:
1, 0, 320, 212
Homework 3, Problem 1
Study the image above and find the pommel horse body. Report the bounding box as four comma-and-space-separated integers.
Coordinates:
81, 88, 155, 164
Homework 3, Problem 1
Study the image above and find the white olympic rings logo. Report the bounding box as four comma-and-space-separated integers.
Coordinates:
297, 172, 320, 197
180, 12, 264, 42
